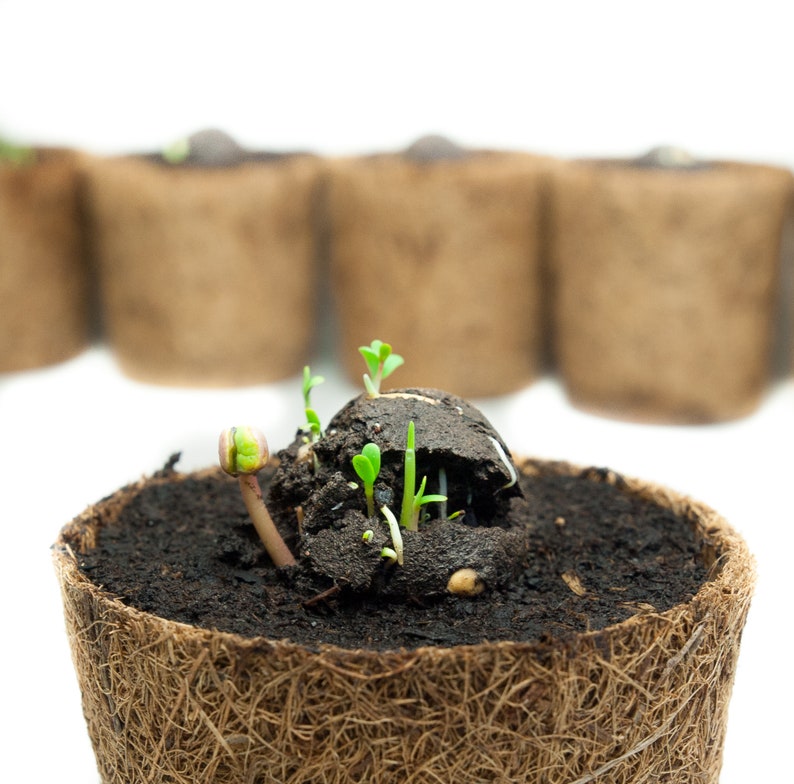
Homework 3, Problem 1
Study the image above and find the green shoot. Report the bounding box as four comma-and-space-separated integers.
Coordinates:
218, 427, 296, 567
380, 546, 398, 563
162, 136, 190, 164
351, 442, 381, 517
359, 339, 404, 397
302, 366, 325, 443
399, 421, 417, 528
399, 422, 447, 531
409, 476, 448, 530
304, 409, 322, 443
303, 365, 325, 408
0, 137, 35, 166
380, 506, 404, 565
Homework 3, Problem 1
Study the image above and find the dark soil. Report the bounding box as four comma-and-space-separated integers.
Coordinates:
74, 459, 708, 652
268, 389, 526, 598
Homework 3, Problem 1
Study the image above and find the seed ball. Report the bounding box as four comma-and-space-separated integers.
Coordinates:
187, 128, 244, 166
404, 134, 466, 163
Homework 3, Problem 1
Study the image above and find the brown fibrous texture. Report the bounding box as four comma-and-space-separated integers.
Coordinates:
549, 159, 794, 423
83, 154, 323, 386
54, 459, 754, 784
327, 152, 555, 398
0, 148, 91, 371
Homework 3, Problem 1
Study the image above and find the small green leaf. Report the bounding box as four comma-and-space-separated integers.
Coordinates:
302, 366, 325, 407
381, 353, 404, 379
376, 341, 391, 361
352, 454, 376, 485
361, 442, 381, 477
419, 494, 448, 505
358, 345, 380, 378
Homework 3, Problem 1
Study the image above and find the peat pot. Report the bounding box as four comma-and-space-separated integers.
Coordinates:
0, 147, 91, 371
83, 147, 322, 386
327, 141, 551, 397
54, 458, 754, 784
549, 155, 793, 422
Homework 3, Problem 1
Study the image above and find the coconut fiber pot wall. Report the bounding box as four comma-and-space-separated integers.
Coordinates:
549, 158, 793, 422
327, 149, 550, 397
84, 153, 322, 386
0, 148, 91, 372
54, 459, 753, 784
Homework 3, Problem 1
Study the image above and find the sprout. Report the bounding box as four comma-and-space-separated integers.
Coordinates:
218, 426, 296, 568
380, 506, 404, 566
399, 421, 447, 531
162, 136, 190, 164
302, 366, 325, 443
0, 137, 35, 166
359, 339, 404, 397
351, 443, 381, 518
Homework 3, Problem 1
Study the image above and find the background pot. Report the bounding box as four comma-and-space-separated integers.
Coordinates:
549, 158, 793, 422
327, 151, 550, 397
54, 458, 754, 784
84, 153, 322, 386
0, 148, 91, 372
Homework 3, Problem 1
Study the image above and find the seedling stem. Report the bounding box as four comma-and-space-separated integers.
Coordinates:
218, 426, 296, 568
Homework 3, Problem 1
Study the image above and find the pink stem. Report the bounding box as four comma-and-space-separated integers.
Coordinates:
239, 474, 296, 567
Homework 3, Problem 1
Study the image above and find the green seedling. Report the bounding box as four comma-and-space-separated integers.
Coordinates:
408, 475, 448, 530
380, 506, 404, 565
359, 339, 404, 397
0, 137, 35, 166
380, 546, 399, 564
302, 365, 325, 443
218, 426, 296, 568
352, 442, 381, 517
399, 421, 447, 531
162, 136, 190, 164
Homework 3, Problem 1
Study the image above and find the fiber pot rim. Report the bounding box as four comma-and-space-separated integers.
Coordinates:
53, 457, 755, 783
53, 456, 754, 661
559, 155, 793, 184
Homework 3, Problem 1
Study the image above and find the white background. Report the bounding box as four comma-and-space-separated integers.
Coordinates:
1, 1, 792, 781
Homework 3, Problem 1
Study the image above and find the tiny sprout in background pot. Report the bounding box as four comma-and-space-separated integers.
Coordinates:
218, 426, 296, 568
0, 136, 35, 166
359, 339, 404, 397
351, 443, 381, 518
162, 136, 190, 164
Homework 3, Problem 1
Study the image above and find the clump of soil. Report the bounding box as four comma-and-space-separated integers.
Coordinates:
268, 388, 526, 598
73, 386, 709, 651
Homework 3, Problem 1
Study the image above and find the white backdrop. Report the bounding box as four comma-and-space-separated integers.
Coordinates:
1, 2, 792, 781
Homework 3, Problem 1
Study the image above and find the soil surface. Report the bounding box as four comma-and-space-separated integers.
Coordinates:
74, 458, 708, 652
